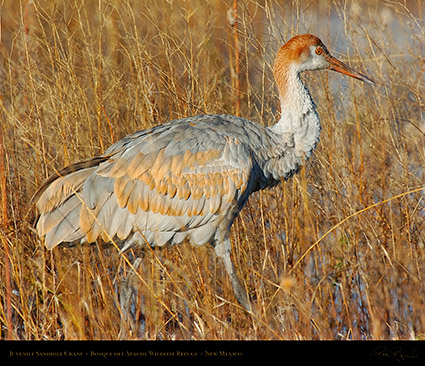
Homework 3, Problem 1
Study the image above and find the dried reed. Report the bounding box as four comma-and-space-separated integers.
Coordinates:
0, 0, 424, 340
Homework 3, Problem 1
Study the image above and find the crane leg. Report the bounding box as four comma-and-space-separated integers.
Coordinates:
214, 239, 252, 312
118, 257, 144, 339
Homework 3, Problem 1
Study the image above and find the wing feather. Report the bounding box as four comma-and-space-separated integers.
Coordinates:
35, 114, 263, 249
37, 194, 81, 237
44, 204, 82, 249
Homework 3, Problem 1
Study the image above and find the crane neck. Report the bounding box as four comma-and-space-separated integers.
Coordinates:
269, 66, 321, 161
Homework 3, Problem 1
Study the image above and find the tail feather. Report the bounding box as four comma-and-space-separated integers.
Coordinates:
32, 157, 109, 212
36, 194, 82, 237
43, 203, 83, 249
33, 157, 108, 249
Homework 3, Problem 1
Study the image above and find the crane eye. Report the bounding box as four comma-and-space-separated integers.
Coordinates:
315, 47, 323, 55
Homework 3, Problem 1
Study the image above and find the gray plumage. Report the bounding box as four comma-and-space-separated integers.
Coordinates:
35, 114, 300, 249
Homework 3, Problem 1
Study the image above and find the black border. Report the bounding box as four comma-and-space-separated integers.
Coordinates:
2, 340, 425, 363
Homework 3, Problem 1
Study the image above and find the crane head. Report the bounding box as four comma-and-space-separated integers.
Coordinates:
274, 34, 375, 86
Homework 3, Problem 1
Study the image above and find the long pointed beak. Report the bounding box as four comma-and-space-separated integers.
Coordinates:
326, 55, 375, 86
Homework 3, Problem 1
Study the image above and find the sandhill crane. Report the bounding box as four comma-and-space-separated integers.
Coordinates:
33, 34, 375, 313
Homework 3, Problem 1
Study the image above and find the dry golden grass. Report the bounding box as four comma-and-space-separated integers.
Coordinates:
1, 0, 425, 340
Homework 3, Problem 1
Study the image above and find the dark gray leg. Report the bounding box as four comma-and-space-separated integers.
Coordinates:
118, 257, 143, 339
214, 239, 252, 312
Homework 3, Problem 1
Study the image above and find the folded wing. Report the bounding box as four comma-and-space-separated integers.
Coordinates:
34, 116, 254, 250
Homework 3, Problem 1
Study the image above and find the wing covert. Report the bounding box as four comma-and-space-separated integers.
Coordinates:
35, 114, 261, 249
79, 118, 255, 246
